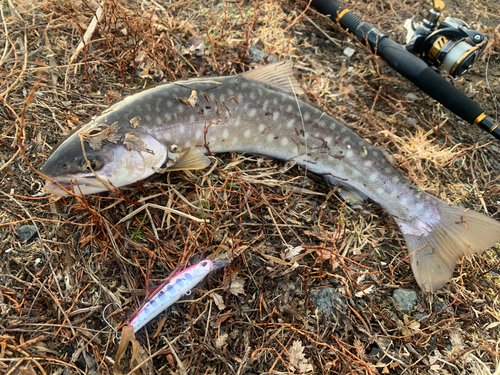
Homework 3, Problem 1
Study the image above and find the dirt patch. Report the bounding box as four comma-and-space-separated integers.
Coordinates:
0, 0, 499, 374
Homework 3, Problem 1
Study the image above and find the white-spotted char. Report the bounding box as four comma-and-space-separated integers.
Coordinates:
42, 61, 500, 292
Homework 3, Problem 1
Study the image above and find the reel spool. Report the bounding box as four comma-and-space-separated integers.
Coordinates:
404, 1, 486, 78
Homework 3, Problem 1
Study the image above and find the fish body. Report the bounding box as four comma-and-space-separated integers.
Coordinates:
42, 61, 500, 292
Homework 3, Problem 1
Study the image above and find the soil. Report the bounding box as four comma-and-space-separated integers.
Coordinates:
0, 0, 499, 374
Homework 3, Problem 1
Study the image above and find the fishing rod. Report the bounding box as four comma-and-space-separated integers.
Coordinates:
310, 0, 499, 140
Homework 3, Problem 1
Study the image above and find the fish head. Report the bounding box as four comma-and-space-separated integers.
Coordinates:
42, 126, 167, 196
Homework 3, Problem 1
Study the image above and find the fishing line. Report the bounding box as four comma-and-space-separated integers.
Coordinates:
288, 76, 308, 186
484, 51, 498, 122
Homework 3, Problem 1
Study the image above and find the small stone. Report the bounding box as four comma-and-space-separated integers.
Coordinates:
405, 117, 418, 126
343, 47, 355, 57
405, 92, 420, 101
310, 288, 346, 322
434, 300, 452, 314
15, 225, 38, 242
392, 289, 417, 314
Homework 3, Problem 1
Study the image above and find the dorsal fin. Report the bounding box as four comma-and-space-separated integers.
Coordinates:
241, 60, 304, 95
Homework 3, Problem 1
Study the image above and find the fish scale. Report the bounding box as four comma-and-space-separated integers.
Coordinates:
42, 61, 500, 292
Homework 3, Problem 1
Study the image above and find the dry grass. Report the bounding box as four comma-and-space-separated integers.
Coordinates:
0, 0, 500, 374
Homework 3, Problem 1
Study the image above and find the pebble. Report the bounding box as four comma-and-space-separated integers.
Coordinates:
310, 288, 346, 321
15, 225, 38, 242
405, 92, 420, 101
343, 46, 355, 57
392, 289, 417, 314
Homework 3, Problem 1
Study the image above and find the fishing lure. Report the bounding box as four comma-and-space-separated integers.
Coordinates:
129, 259, 230, 333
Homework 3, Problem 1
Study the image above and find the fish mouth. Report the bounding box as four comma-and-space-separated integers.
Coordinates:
43, 177, 109, 196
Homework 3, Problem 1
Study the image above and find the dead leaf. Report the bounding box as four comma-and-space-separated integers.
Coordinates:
212, 292, 225, 310
285, 245, 304, 260
179, 90, 198, 108
78, 122, 121, 151
287, 340, 314, 373
215, 332, 228, 348
123, 133, 154, 154
129, 117, 141, 128
227, 275, 245, 296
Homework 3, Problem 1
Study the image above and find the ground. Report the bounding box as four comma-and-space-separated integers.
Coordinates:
0, 0, 499, 374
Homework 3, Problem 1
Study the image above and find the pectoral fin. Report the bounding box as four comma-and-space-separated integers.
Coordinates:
166, 148, 211, 171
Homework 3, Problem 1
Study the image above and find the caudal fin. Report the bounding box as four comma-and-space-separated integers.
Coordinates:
399, 204, 500, 292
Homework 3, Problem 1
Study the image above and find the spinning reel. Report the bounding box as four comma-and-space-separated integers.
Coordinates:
404, 0, 487, 78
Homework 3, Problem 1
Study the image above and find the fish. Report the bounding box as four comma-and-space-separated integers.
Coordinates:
41, 61, 500, 292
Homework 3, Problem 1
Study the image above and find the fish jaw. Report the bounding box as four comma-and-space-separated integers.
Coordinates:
42, 130, 168, 196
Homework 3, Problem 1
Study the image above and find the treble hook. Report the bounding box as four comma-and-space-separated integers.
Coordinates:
102, 302, 123, 340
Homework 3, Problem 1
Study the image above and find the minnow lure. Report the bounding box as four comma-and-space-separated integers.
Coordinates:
129, 259, 230, 333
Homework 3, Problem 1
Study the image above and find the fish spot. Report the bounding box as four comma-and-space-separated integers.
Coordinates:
364, 160, 373, 167
272, 97, 278, 105
248, 108, 257, 118
286, 119, 295, 128
267, 133, 274, 143
287, 104, 294, 112
342, 136, 351, 144
189, 115, 196, 123
384, 167, 393, 174
369, 173, 378, 182
281, 137, 289, 146
281, 95, 287, 102
258, 124, 266, 132
345, 150, 354, 158
185, 141, 191, 147
222, 129, 229, 138
319, 120, 327, 127
263, 100, 269, 109
145, 103, 152, 111
257, 89, 263, 96
156, 116, 162, 124
227, 88, 234, 96
340, 127, 347, 133
179, 126, 185, 134
376, 187, 384, 195
272, 112, 280, 121
400, 198, 408, 206
352, 170, 361, 177
249, 91, 256, 100
244, 129, 251, 138
195, 130, 202, 139
209, 93, 215, 102
167, 101, 173, 108
145, 115, 152, 122
164, 113, 171, 121
303, 112, 311, 121
177, 105, 185, 113
336, 164, 345, 172
241, 82, 248, 89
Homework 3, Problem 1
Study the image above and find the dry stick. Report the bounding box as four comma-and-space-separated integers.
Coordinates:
0, 27, 27, 99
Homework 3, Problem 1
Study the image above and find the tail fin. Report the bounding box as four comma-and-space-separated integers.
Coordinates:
398, 204, 500, 292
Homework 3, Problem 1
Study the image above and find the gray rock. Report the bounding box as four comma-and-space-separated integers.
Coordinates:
343, 46, 355, 57
248, 46, 266, 62
434, 300, 452, 314
310, 288, 346, 321
15, 225, 38, 242
405, 92, 420, 101
392, 289, 417, 314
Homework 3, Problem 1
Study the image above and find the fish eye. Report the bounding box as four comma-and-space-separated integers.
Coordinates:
201, 261, 207, 267
79, 156, 103, 172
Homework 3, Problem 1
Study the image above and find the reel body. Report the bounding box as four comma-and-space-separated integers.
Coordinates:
404, 2, 486, 78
